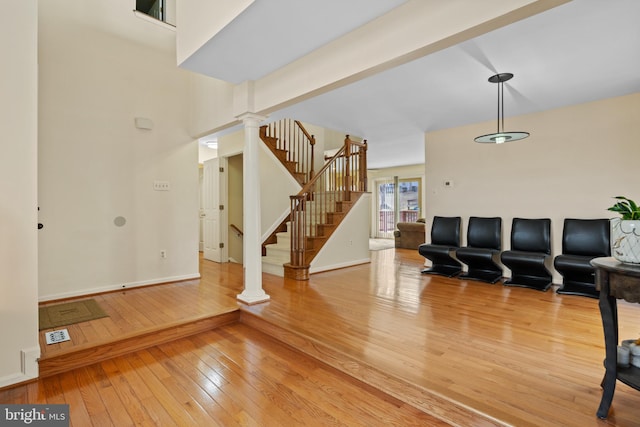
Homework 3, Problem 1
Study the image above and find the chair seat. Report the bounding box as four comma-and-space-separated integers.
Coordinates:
456, 247, 499, 262
419, 244, 456, 258
457, 248, 502, 283
501, 250, 548, 268
554, 254, 596, 275
419, 244, 462, 277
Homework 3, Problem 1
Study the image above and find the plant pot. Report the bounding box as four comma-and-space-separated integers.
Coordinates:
611, 218, 640, 264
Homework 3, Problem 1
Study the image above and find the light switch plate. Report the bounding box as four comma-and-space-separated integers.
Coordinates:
153, 181, 170, 191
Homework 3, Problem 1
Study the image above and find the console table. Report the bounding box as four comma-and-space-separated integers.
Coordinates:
592, 257, 640, 419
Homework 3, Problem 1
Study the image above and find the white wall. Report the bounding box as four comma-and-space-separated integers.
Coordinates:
310, 194, 371, 273
424, 93, 640, 280
258, 143, 301, 239
37, 3, 199, 300
198, 144, 218, 163
0, 0, 40, 386
189, 72, 237, 138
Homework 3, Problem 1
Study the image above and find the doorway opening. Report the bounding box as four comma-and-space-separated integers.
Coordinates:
374, 177, 422, 238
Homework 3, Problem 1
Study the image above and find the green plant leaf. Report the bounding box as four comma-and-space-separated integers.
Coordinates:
607, 196, 640, 220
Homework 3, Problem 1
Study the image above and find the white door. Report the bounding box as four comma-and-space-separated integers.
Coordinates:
203, 158, 223, 262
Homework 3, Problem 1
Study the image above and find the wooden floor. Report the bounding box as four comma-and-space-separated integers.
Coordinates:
246, 249, 640, 427
3, 249, 640, 426
6, 324, 442, 426
36, 260, 244, 377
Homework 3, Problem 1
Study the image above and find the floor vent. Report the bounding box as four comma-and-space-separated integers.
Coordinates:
45, 329, 70, 345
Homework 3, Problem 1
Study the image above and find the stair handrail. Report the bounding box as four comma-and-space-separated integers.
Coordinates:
230, 224, 243, 237
297, 136, 367, 196
261, 119, 316, 184
289, 135, 367, 268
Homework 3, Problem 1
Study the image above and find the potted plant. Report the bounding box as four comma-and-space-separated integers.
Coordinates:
608, 196, 640, 264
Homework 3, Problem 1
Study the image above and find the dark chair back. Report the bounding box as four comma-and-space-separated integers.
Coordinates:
431, 216, 461, 247
562, 218, 610, 257
467, 217, 501, 250
510, 218, 551, 254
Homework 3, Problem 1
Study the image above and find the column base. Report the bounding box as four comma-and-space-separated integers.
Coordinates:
237, 291, 270, 305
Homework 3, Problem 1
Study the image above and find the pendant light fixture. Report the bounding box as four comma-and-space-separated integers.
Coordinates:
474, 72, 529, 144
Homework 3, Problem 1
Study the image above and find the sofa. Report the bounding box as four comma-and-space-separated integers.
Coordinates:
394, 220, 426, 249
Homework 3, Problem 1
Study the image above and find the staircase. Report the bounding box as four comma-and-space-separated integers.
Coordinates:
262, 222, 291, 276
260, 119, 367, 280
260, 120, 315, 186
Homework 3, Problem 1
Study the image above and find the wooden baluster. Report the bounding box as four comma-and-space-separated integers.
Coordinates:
344, 136, 351, 201
361, 140, 368, 191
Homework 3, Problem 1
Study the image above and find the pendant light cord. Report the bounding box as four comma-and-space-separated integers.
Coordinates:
498, 79, 504, 134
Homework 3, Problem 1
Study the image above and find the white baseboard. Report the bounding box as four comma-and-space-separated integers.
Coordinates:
309, 258, 371, 274
38, 273, 201, 302
0, 372, 32, 388
0, 346, 40, 388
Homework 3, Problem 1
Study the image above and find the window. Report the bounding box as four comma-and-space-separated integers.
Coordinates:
136, 0, 165, 22
374, 177, 422, 238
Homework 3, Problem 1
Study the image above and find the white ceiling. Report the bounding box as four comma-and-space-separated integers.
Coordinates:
178, 0, 408, 84
271, 0, 640, 168
94, 0, 640, 169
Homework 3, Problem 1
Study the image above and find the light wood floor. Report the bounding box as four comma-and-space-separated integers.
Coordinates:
37, 260, 243, 360
3, 249, 640, 426
5, 324, 442, 426
245, 249, 640, 427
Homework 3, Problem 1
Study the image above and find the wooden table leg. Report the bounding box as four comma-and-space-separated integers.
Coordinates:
597, 270, 617, 419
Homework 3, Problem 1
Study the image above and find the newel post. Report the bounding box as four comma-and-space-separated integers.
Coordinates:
361, 140, 368, 191
237, 113, 270, 305
344, 135, 352, 200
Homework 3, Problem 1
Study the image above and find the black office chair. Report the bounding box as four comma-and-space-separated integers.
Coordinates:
501, 218, 553, 291
456, 217, 503, 284
554, 218, 610, 298
418, 216, 463, 277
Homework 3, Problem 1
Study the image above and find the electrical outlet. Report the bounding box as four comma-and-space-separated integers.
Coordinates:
160, 250, 167, 258
153, 181, 170, 191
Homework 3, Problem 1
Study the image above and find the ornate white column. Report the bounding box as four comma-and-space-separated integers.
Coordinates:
237, 113, 270, 304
